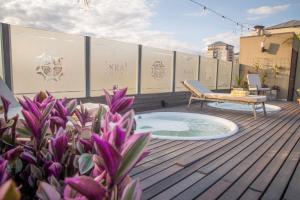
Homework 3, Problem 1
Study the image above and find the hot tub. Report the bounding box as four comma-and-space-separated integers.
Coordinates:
207, 102, 281, 112
135, 112, 238, 140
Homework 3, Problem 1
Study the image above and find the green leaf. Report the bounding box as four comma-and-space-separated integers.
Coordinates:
91, 105, 106, 134
15, 158, 23, 174
0, 180, 21, 200
2, 132, 13, 145
78, 153, 94, 175
30, 164, 43, 180
115, 133, 150, 183
42, 101, 56, 120
16, 127, 32, 137
121, 180, 141, 200
66, 99, 77, 115
36, 182, 61, 200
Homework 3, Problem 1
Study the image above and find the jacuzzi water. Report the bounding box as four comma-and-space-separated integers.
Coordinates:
207, 102, 281, 112
135, 112, 238, 140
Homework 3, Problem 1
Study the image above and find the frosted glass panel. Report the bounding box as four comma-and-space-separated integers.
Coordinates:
199, 57, 217, 90
175, 52, 198, 91
10, 26, 85, 98
0, 25, 3, 80
141, 47, 173, 93
217, 60, 232, 89
90, 38, 138, 96
231, 63, 240, 87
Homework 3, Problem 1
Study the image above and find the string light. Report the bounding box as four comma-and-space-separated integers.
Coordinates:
189, 0, 254, 35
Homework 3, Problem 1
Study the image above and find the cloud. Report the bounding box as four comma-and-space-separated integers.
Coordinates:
202, 32, 241, 53
246, 4, 289, 20
0, 0, 199, 53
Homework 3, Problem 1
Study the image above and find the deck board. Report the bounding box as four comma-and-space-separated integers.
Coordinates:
134, 101, 300, 200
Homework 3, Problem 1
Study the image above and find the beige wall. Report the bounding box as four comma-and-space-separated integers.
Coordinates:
240, 32, 295, 99
10, 26, 85, 98
175, 52, 198, 91
199, 56, 218, 89
266, 27, 300, 35
140, 46, 173, 94
218, 60, 232, 89
90, 38, 138, 96
294, 43, 300, 99
0, 25, 3, 80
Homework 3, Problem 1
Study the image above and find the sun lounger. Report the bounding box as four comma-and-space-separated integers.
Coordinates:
182, 80, 267, 118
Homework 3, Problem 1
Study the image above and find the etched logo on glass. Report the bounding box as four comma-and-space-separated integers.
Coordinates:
151, 61, 166, 80
36, 53, 63, 81
106, 62, 128, 75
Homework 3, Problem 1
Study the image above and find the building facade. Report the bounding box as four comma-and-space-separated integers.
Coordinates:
207, 41, 234, 61
240, 20, 300, 100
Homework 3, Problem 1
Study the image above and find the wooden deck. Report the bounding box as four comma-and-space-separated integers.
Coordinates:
133, 101, 300, 200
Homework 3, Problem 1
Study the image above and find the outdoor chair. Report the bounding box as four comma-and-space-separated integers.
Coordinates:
247, 74, 271, 96
182, 80, 267, 119
296, 88, 300, 105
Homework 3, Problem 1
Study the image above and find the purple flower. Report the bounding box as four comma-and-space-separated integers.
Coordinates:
22, 110, 41, 141
3, 146, 23, 161
48, 162, 62, 178
79, 139, 93, 153
50, 99, 77, 131
0, 159, 9, 184
50, 128, 68, 162
64, 176, 106, 200
104, 88, 134, 114
20, 151, 37, 164
92, 134, 121, 179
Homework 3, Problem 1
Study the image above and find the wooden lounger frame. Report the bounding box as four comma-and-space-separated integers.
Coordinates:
183, 81, 267, 119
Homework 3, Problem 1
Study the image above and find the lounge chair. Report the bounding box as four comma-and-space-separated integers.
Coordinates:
247, 74, 271, 95
0, 77, 23, 118
182, 80, 267, 118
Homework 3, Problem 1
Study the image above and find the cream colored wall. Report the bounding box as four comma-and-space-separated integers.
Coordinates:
175, 52, 198, 91
0, 25, 3, 80
90, 38, 138, 96
140, 46, 173, 94
199, 56, 218, 90
217, 60, 232, 89
294, 44, 300, 100
240, 32, 294, 99
10, 26, 85, 98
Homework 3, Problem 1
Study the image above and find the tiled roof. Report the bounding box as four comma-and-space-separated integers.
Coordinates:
208, 41, 233, 47
266, 20, 300, 30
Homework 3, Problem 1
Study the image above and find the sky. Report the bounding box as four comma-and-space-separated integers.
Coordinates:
0, 0, 300, 54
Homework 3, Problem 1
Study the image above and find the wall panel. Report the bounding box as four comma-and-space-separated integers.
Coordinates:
10, 26, 85, 98
199, 57, 217, 90
141, 47, 173, 93
175, 52, 198, 91
90, 38, 138, 96
217, 60, 232, 89
0, 25, 3, 80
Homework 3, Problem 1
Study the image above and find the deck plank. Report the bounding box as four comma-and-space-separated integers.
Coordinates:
131, 102, 300, 200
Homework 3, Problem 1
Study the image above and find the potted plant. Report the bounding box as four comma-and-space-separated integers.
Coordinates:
232, 76, 243, 90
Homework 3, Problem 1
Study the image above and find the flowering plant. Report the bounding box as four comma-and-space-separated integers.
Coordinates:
0, 88, 150, 200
